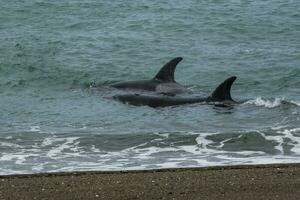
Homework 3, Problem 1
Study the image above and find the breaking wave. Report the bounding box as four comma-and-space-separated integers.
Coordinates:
244, 97, 300, 108
1, 126, 300, 175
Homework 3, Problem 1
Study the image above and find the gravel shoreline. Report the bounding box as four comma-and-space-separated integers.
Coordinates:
1, 163, 300, 200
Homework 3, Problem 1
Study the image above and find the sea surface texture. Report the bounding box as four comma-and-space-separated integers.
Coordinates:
0, 0, 299, 174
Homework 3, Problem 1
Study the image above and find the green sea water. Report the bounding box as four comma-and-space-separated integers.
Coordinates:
0, 0, 299, 174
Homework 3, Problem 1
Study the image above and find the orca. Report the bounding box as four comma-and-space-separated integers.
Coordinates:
113, 76, 237, 107
110, 57, 190, 94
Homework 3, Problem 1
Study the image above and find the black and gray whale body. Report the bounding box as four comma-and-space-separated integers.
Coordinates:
110, 57, 190, 95
113, 76, 237, 107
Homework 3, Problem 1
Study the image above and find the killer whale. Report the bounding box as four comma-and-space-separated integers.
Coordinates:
110, 57, 190, 94
113, 76, 237, 107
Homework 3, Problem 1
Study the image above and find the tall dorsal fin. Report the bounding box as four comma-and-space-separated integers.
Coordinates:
210, 76, 236, 101
153, 57, 183, 82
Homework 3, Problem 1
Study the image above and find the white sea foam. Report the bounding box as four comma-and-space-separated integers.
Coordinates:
271, 125, 289, 131
0, 142, 22, 148
0, 152, 37, 165
245, 97, 300, 108
244, 97, 284, 108
259, 131, 284, 153
291, 100, 300, 106
278, 128, 300, 153
255, 128, 300, 154
195, 132, 214, 149
153, 132, 170, 138
2, 130, 300, 175
29, 126, 41, 132
41, 137, 56, 147
45, 137, 80, 158
90, 145, 101, 153
31, 164, 44, 171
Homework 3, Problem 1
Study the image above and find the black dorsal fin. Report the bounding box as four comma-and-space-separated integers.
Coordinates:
210, 76, 236, 101
154, 57, 183, 82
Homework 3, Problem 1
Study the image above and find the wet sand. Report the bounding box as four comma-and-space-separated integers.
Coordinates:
1, 163, 300, 200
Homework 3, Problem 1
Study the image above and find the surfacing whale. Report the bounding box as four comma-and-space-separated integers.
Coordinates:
110, 57, 189, 94
113, 76, 237, 107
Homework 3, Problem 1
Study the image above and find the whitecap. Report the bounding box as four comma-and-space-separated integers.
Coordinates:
291, 100, 300, 106
29, 126, 41, 132
258, 131, 284, 153
45, 137, 80, 158
0, 153, 37, 165
244, 97, 283, 108
0, 142, 22, 148
278, 128, 300, 154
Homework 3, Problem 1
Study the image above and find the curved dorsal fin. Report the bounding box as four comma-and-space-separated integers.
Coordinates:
154, 57, 183, 82
210, 76, 236, 101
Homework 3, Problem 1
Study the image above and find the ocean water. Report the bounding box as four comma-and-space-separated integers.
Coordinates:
0, 0, 299, 174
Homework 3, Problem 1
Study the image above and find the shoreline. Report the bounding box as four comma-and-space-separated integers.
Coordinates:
1, 162, 300, 178
1, 163, 300, 199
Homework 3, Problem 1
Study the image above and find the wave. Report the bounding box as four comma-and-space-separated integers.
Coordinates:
244, 97, 300, 108
291, 101, 300, 107
1, 127, 300, 175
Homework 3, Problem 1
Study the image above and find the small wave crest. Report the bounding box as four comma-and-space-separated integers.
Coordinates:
244, 97, 300, 108
291, 101, 300, 107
